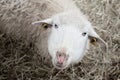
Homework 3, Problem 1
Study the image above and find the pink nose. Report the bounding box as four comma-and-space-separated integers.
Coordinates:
56, 49, 67, 64
58, 56, 65, 64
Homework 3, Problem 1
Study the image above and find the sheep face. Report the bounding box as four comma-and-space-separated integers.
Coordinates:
32, 14, 106, 69
48, 23, 89, 69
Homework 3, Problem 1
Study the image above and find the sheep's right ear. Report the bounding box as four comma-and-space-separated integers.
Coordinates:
32, 18, 52, 29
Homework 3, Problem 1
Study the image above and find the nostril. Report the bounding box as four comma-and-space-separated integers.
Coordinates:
57, 52, 61, 56
56, 51, 62, 57
58, 54, 62, 57
56, 51, 65, 57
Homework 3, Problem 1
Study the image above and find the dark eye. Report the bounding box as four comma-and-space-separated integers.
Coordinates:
82, 32, 87, 36
55, 24, 58, 28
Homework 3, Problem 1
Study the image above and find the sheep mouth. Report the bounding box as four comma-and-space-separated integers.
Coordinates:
54, 63, 67, 69
52, 60, 67, 69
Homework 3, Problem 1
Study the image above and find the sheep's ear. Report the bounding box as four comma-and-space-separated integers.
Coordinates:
88, 35, 108, 52
88, 35, 106, 46
32, 18, 52, 29
88, 28, 108, 52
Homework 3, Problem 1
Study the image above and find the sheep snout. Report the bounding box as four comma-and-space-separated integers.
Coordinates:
56, 51, 68, 63
53, 50, 69, 69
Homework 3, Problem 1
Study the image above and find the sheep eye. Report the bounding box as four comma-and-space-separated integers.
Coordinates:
82, 32, 87, 36
54, 24, 58, 28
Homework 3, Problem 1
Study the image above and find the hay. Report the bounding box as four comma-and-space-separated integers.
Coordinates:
0, 0, 120, 80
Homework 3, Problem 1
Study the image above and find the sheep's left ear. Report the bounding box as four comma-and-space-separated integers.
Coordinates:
88, 35, 106, 47
32, 18, 53, 29
88, 27, 108, 51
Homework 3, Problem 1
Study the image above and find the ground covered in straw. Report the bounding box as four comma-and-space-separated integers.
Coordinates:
0, 0, 120, 80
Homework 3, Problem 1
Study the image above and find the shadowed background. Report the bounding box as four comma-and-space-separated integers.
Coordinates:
0, 0, 120, 80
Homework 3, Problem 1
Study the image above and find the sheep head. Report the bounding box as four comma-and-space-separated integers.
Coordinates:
32, 13, 107, 69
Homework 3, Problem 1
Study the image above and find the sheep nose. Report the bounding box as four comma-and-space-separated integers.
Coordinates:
56, 49, 68, 64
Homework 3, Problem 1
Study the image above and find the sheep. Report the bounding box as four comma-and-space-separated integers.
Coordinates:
0, 0, 107, 69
